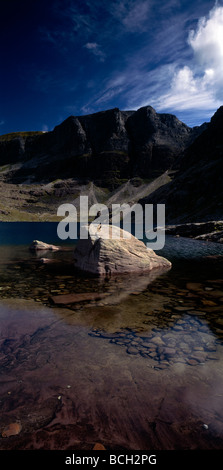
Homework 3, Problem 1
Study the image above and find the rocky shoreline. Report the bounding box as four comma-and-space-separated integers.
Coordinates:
165, 221, 223, 243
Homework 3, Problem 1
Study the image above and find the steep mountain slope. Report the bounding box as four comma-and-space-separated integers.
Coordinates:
139, 107, 223, 223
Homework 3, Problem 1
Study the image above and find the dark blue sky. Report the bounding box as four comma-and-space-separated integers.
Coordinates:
1, 0, 223, 134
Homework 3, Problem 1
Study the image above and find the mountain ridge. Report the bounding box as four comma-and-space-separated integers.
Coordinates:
0, 105, 221, 224
0, 106, 204, 188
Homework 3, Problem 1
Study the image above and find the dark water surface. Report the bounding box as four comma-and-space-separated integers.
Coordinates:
0, 222, 223, 450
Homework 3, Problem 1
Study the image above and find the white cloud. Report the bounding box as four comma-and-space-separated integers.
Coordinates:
155, 5, 223, 113
0, 120, 4, 126
188, 5, 223, 68
95, 87, 124, 105
83, 42, 106, 62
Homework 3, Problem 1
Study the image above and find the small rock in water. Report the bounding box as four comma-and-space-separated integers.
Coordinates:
173, 325, 184, 331
201, 299, 217, 306
174, 306, 188, 312
163, 347, 176, 357
93, 443, 106, 450
202, 424, 209, 430
207, 353, 218, 360
50, 292, 108, 305
141, 341, 156, 349
187, 358, 199, 366
29, 240, 60, 251
150, 336, 165, 346
127, 346, 138, 355
149, 351, 158, 358
1, 422, 22, 438
191, 351, 207, 362
186, 282, 203, 291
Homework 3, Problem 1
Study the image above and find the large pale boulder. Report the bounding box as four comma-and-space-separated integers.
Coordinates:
74, 224, 171, 275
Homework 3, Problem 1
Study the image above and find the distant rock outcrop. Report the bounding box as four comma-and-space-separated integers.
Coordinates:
165, 221, 223, 243
0, 137, 25, 165
74, 224, 171, 275
0, 131, 44, 165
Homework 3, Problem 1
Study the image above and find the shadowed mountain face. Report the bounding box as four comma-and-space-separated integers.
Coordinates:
0, 106, 203, 188
125, 106, 201, 178
1, 105, 222, 224
139, 106, 223, 223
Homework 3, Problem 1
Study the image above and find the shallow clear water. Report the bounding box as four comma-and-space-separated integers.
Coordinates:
0, 223, 223, 450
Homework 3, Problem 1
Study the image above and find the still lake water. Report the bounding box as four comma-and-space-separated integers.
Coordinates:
0, 222, 223, 451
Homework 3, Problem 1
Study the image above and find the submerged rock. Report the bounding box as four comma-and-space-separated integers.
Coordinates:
50, 292, 108, 305
93, 443, 106, 450
1, 422, 22, 438
74, 224, 171, 275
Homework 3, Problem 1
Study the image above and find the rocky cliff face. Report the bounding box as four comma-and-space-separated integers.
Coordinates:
0, 106, 202, 188
139, 107, 223, 223
125, 106, 199, 177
